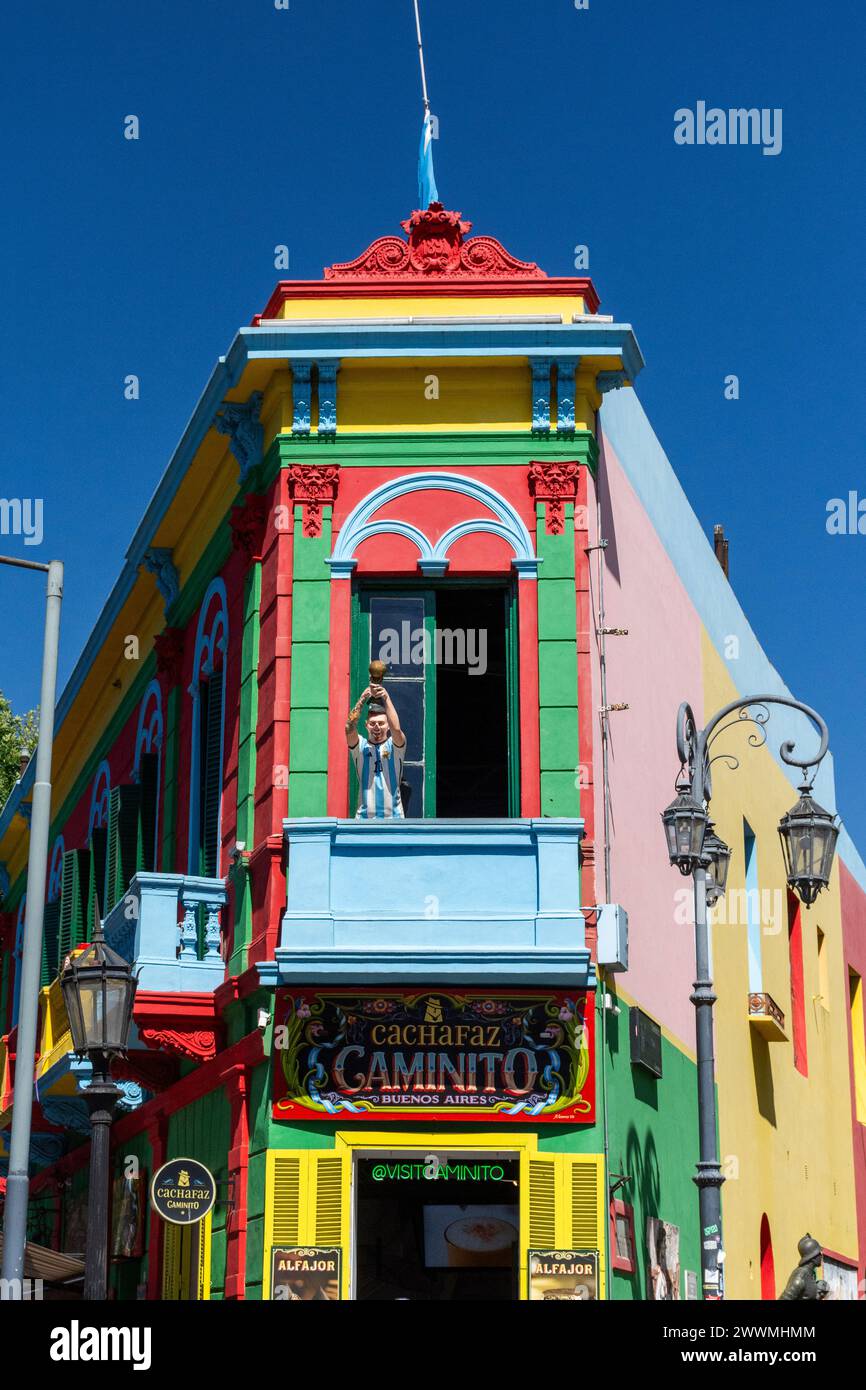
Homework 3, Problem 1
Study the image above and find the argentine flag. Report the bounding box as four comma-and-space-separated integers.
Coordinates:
418, 110, 439, 208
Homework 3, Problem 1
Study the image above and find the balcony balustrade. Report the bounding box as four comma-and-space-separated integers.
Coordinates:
102, 872, 227, 992
259, 817, 595, 988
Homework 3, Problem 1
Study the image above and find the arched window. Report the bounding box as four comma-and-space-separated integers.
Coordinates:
88, 761, 111, 836
760, 1214, 775, 1300
134, 679, 163, 871
188, 579, 228, 877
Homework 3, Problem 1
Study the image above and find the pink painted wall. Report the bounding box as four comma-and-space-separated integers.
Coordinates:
588, 431, 706, 1049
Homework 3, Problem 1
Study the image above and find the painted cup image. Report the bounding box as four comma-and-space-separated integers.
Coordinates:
444, 1216, 518, 1268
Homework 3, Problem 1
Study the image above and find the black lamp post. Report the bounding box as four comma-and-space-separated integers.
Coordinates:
661, 694, 838, 1301
60, 923, 137, 1301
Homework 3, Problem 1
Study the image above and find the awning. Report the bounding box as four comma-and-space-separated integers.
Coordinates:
0, 1233, 84, 1283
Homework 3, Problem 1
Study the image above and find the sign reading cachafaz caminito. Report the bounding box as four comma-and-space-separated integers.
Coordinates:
272, 988, 595, 1122
150, 1158, 217, 1225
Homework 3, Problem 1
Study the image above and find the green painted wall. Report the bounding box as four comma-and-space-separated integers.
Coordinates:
535, 500, 580, 817
167, 1087, 231, 1299
287, 507, 332, 817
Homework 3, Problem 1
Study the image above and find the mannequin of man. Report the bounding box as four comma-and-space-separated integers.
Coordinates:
345, 683, 406, 819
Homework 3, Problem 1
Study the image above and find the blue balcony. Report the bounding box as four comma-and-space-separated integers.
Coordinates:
259, 818, 594, 988
103, 872, 227, 992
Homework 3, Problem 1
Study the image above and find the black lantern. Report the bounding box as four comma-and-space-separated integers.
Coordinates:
778, 785, 839, 907
703, 826, 732, 907
60, 922, 137, 1059
661, 782, 709, 875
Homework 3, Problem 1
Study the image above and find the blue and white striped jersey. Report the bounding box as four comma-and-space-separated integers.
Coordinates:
350, 735, 406, 819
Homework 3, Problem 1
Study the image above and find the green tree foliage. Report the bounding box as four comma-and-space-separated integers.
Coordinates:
0, 690, 39, 812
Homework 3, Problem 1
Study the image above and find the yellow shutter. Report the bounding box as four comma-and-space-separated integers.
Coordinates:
195, 1210, 212, 1301
263, 1150, 310, 1298
161, 1222, 181, 1300
526, 1158, 558, 1247
559, 1155, 605, 1299
311, 1156, 344, 1245
521, 1153, 606, 1300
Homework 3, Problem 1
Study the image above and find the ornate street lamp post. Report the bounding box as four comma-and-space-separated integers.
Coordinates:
60, 924, 137, 1301
661, 695, 838, 1301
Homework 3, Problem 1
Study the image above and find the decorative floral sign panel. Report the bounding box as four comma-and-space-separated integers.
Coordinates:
272, 988, 595, 1123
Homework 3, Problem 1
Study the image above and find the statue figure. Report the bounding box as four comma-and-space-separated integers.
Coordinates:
778, 1234, 829, 1300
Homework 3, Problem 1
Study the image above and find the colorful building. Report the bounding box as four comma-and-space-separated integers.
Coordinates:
0, 202, 862, 1300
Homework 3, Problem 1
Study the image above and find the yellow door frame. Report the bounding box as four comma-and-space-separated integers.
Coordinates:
263, 1134, 605, 1301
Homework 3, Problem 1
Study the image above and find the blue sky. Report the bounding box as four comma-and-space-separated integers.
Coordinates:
1, 0, 864, 841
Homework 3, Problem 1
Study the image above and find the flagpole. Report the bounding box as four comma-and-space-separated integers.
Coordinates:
413, 0, 431, 112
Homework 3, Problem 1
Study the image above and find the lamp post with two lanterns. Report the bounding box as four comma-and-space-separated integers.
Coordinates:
60, 924, 137, 1301
661, 695, 839, 1301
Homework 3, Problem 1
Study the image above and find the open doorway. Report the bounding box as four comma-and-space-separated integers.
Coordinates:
354, 1155, 520, 1301
354, 583, 517, 817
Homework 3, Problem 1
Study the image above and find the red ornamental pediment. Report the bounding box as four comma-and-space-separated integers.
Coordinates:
324, 203, 546, 282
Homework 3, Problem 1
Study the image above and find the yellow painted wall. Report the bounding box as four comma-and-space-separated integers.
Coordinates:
273, 294, 589, 322
701, 632, 858, 1296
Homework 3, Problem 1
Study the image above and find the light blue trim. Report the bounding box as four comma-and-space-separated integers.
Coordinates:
142, 547, 180, 611
187, 579, 229, 876
264, 817, 595, 988
214, 391, 263, 482
317, 361, 340, 435
234, 321, 644, 375
554, 359, 576, 432
531, 358, 552, 431
328, 470, 537, 577
48, 836, 65, 902
88, 760, 111, 835
292, 360, 312, 434
134, 679, 164, 771
102, 870, 226, 991
134, 678, 163, 865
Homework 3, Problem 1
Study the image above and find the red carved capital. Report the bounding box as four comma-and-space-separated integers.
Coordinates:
139, 1026, 218, 1061
230, 493, 270, 564
287, 463, 340, 538
153, 627, 185, 687
133, 990, 222, 1062
528, 460, 580, 535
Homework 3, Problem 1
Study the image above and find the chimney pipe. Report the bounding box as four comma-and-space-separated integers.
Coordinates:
713, 524, 729, 578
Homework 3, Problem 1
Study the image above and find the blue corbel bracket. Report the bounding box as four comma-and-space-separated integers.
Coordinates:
0, 862, 10, 901
19, 803, 32, 828
554, 359, 577, 433
215, 391, 264, 483
292, 361, 313, 435
317, 361, 340, 438
530, 358, 553, 433
142, 547, 180, 612
597, 370, 628, 394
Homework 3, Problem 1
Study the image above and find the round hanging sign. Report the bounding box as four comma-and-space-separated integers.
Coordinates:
150, 1158, 217, 1225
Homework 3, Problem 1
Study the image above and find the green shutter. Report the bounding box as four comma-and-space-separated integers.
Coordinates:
139, 752, 159, 872
40, 900, 62, 986
58, 849, 91, 964
199, 676, 223, 878
106, 785, 143, 910
89, 826, 108, 924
